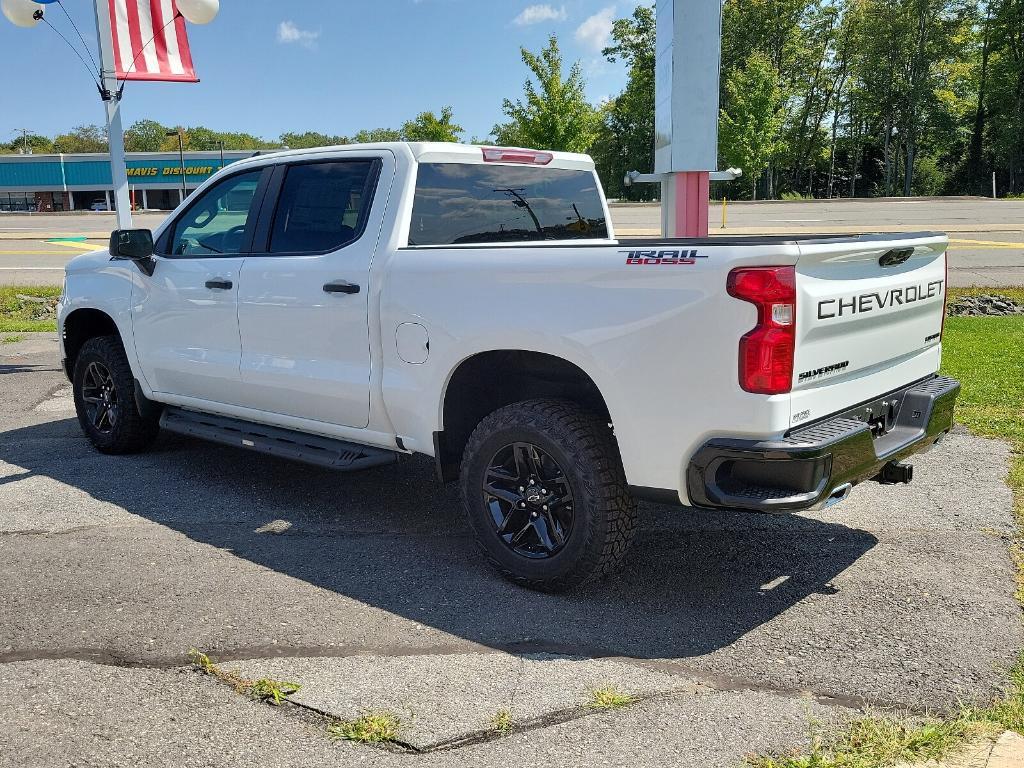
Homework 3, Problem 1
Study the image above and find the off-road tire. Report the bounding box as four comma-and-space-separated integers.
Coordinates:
72, 335, 160, 454
460, 398, 638, 592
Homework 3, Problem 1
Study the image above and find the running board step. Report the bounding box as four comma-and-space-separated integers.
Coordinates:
159, 407, 398, 472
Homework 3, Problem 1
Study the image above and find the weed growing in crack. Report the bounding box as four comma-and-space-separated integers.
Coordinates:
588, 686, 634, 710
328, 711, 402, 743
187, 648, 301, 706
491, 708, 513, 734
247, 678, 302, 705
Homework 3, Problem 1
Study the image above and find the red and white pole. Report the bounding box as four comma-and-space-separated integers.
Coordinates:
655, 0, 721, 238
663, 171, 710, 238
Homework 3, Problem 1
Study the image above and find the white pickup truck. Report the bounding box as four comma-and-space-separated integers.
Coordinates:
58, 142, 959, 591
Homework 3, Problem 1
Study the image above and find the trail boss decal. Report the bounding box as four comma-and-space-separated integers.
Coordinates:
622, 249, 707, 265
817, 280, 944, 319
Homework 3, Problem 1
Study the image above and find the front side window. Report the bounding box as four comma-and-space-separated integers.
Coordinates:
409, 163, 608, 246
168, 171, 262, 257
269, 161, 376, 254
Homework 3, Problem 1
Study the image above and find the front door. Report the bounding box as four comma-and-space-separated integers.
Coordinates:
131, 168, 267, 405
235, 155, 390, 428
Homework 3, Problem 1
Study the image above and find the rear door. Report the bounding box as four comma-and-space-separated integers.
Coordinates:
790, 233, 948, 426
234, 153, 393, 428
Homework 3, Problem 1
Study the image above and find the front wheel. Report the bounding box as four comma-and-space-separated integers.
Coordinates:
460, 399, 638, 592
72, 335, 160, 454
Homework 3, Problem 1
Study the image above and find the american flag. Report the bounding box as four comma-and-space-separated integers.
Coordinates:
109, 0, 198, 82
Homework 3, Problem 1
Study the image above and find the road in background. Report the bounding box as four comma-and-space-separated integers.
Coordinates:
2, 197, 1022, 286
615, 197, 1024, 287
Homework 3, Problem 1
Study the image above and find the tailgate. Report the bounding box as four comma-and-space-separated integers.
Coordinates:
790, 233, 947, 427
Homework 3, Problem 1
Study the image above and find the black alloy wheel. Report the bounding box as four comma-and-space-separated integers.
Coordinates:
483, 442, 575, 559
80, 360, 119, 434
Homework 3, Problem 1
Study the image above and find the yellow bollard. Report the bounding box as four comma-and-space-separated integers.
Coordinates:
721, 197, 728, 229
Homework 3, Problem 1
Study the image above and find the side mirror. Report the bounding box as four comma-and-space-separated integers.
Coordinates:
109, 229, 156, 275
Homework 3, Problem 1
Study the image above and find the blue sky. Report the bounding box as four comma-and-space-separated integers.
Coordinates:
1, 0, 640, 143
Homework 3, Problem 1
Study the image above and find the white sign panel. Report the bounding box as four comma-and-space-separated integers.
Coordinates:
654, 0, 722, 174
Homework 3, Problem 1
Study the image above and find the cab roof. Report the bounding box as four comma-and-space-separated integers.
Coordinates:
230, 142, 596, 173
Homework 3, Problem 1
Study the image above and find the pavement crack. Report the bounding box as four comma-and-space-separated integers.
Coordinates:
0, 524, 105, 537
621, 658, 929, 715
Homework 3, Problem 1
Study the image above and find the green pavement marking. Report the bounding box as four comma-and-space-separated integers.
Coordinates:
44, 237, 89, 243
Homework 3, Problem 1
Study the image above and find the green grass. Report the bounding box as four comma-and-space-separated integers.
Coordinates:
0, 285, 60, 333
750, 307, 1024, 768
588, 685, 634, 710
328, 711, 402, 744
941, 315, 1024, 517
1, 334, 24, 344
748, 714, 990, 768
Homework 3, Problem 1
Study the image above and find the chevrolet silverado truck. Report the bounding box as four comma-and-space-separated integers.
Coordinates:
58, 142, 960, 591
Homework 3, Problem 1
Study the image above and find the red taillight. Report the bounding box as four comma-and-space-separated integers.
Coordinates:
481, 147, 553, 165
727, 266, 797, 395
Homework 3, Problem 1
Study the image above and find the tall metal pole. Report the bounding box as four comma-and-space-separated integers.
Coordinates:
655, 0, 721, 237
92, 0, 132, 230
177, 131, 187, 200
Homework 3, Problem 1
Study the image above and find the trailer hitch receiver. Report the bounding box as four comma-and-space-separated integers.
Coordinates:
877, 460, 914, 485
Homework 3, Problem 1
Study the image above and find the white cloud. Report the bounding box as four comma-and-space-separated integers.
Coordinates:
575, 7, 615, 52
513, 4, 567, 26
277, 20, 320, 49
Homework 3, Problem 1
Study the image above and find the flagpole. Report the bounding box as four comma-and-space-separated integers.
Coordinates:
92, 0, 132, 229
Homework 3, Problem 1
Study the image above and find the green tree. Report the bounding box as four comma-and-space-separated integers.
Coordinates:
352, 127, 403, 143
401, 106, 464, 142
1, 132, 53, 154
492, 34, 599, 152
158, 126, 277, 152
53, 125, 108, 153
591, 5, 657, 200
985, 0, 1024, 194
719, 52, 787, 199
279, 131, 348, 148
124, 119, 169, 152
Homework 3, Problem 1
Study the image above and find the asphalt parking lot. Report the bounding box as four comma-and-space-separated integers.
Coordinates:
1, 335, 1021, 766
2, 196, 1023, 286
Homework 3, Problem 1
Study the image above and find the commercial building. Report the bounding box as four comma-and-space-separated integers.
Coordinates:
0, 150, 259, 212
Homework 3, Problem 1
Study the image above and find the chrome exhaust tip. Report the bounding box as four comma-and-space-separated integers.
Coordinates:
824, 483, 853, 508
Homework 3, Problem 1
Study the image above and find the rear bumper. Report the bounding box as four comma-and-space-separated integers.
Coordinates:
686, 375, 960, 512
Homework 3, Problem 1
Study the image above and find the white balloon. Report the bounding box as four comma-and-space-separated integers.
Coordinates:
176, 0, 218, 25
1, 0, 43, 28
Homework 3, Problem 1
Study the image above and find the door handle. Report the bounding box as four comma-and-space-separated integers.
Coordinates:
205, 279, 233, 290
323, 280, 360, 295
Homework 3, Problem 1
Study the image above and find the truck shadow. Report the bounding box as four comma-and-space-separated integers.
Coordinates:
0, 418, 877, 661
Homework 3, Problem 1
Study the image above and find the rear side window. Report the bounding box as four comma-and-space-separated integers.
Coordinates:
269, 161, 376, 254
410, 163, 608, 246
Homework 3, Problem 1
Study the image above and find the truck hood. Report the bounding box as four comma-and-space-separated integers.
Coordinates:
65, 248, 115, 275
